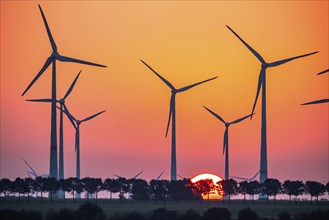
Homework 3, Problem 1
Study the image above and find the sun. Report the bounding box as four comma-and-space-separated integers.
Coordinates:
191, 173, 224, 200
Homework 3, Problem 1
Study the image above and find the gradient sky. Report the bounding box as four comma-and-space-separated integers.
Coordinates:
1, 1, 328, 184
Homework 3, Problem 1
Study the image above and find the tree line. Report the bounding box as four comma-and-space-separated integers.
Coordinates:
0, 177, 328, 204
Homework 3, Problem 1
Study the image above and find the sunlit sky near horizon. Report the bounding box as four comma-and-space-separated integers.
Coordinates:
1, 1, 328, 183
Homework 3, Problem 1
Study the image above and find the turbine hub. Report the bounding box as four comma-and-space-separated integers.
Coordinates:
51, 51, 60, 58
172, 90, 177, 94
262, 63, 269, 69
59, 99, 64, 104
77, 120, 81, 125
225, 123, 230, 127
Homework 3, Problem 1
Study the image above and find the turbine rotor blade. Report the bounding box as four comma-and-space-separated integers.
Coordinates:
251, 170, 260, 181
268, 51, 318, 67
203, 106, 226, 124
38, 4, 57, 52
301, 99, 329, 105
231, 113, 254, 124
165, 94, 174, 137
140, 59, 175, 90
317, 69, 329, 75
60, 105, 77, 128
22, 57, 53, 96
26, 98, 53, 103
58, 55, 107, 68
113, 174, 122, 178
63, 70, 82, 99
22, 159, 38, 176
81, 110, 106, 122
251, 69, 265, 119
226, 25, 265, 63
177, 76, 218, 92
156, 171, 164, 180
133, 171, 143, 179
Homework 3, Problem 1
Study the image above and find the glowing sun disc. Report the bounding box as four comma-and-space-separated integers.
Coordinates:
191, 173, 223, 200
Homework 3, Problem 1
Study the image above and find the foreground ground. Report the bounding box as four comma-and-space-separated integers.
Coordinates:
1, 198, 328, 219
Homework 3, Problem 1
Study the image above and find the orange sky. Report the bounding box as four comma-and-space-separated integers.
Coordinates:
1, 1, 328, 183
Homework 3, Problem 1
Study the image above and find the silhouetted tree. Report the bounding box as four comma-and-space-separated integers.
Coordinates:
44, 177, 60, 202
102, 178, 115, 200
220, 179, 238, 203
238, 208, 260, 220
246, 180, 261, 203
168, 179, 199, 201
149, 179, 169, 207
130, 179, 150, 203
201, 207, 231, 220
193, 179, 215, 203
261, 178, 281, 204
82, 177, 103, 202
12, 177, 29, 202
24, 177, 34, 202
0, 178, 12, 202
59, 178, 72, 201
238, 181, 248, 203
69, 177, 83, 202
34, 176, 48, 200
116, 177, 130, 201
305, 181, 325, 204
282, 180, 304, 205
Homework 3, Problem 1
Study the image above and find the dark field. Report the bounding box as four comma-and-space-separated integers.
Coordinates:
1, 198, 328, 219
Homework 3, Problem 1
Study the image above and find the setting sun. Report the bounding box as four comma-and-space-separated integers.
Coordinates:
191, 173, 224, 200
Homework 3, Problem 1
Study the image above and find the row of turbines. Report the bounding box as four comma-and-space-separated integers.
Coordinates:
21, 5, 328, 199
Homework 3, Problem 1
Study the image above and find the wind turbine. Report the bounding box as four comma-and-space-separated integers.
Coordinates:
226, 25, 318, 187
113, 171, 144, 179
230, 170, 260, 182
140, 60, 218, 180
21, 5, 106, 180
203, 106, 253, 180
301, 69, 328, 105
22, 159, 48, 178
62, 108, 105, 198
26, 71, 81, 180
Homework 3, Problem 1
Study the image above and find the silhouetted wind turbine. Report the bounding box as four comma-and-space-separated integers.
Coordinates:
21, 5, 106, 180
226, 25, 318, 186
230, 170, 260, 182
140, 60, 218, 181
26, 71, 81, 180
113, 171, 143, 179
301, 69, 328, 105
203, 106, 253, 180
22, 159, 48, 178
